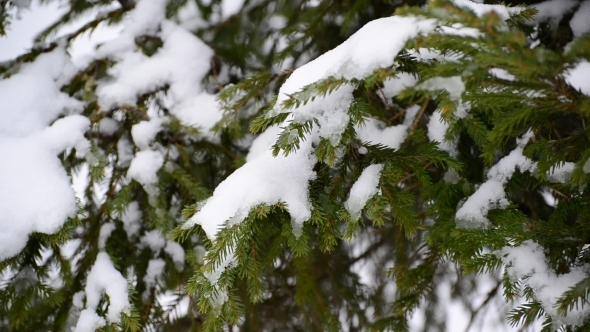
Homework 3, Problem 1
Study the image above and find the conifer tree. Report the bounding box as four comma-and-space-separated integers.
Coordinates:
1, 0, 590, 331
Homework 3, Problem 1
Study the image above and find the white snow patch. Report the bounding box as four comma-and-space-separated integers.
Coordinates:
221, 0, 245, 19
456, 131, 536, 228
547, 162, 575, 183
246, 125, 282, 162
121, 201, 142, 239
570, 0, 590, 37
501, 240, 590, 325
355, 118, 408, 150
184, 138, 316, 239
451, 0, 523, 20
143, 258, 166, 301
0, 115, 89, 259
345, 164, 384, 221
98, 222, 116, 250
164, 241, 185, 271
127, 149, 165, 186
77, 252, 130, 325
140, 230, 167, 253
275, 16, 437, 108
131, 117, 168, 150
381, 73, 419, 100
98, 118, 120, 136
533, 0, 579, 26
489, 68, 516, 81
565, 61, 590, 96
427, 111, 457, 157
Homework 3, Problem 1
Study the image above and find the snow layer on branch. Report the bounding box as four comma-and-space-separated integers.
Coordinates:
0, 114, 90, 259
246, 125, 282, 162
97, 16, 222, 141
532, 0, 579, 25
132, 117, 168, 150
140, 230, 167, 253
74, 252, 130, 330
565, 61, 590, 96
547, 162, 575, 183
97, 0, 168, 57
275, 16, 437, 107
570, 0, 590, 37
382, 73, 419, 99
184, 138, 316, 239
489, 68, 516, 81
451, 0, 523, 20
345, 164, 384, 221
164, 241, 185, 271
97, 21, 213, 109
221, 0, 245, 19
427, 111, 458, 157
121, 201, 142, 239
0, 48, 82, 137
98, 117, 119, 136
456, 131, 536, 228
126, 149, 164, 186
98, 222, 116, 250
501, 240, 590, 325
419, 76, 465, 102
287, 85, 356, 145
143, 258, 166, 301
356, 119, 408, 151
73, 310, 105, 332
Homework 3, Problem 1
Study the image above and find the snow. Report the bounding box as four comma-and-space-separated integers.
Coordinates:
278, 85, 356, 145
489, 68, 516, 81
501, 240, 590, 325
221, 0, 245, 19
345, 164, 384, 221
96, 16, 222, 141
164, 241, 185, 271
143, 258, 166, 301
98, 222, 116, 250
419, 76, 465, 102
73, 309, 106, 332
570, 1, 590, 37
246, 125, 282, 162
275, 16, 437, 107
121, 201, 142, 239
75, 252, 130, 329
98, 117, 120, 136
355, 119, 408, 150
456, 131, 536, 228
95, 0, 168, 57
565, 61, 590, 96
169, 92, 224, 142
0, 48, 83, 137
381, 73, 419, 100
184, 138, 316, 239
140, 230, 167, 253
532, 0, 579, 26
117, 137, 135, 167
427, 111, 457, 157
131, 118, 168, 150
451, 0, 523, 20
126, 149, 165, 186
0, 115, 89, 260
547, 162, 575, 183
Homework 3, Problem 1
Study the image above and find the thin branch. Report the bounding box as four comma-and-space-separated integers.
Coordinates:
411, 97, 431, 129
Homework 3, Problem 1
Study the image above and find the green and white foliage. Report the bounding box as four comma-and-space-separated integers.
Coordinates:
1, 0, 590, 331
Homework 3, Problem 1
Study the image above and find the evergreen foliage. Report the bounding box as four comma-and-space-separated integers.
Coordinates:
1, 0, 590, 331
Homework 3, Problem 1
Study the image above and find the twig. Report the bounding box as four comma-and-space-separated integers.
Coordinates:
210, 58, 223, 92
379, 87, 391, 109
411, 97, 431, 129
